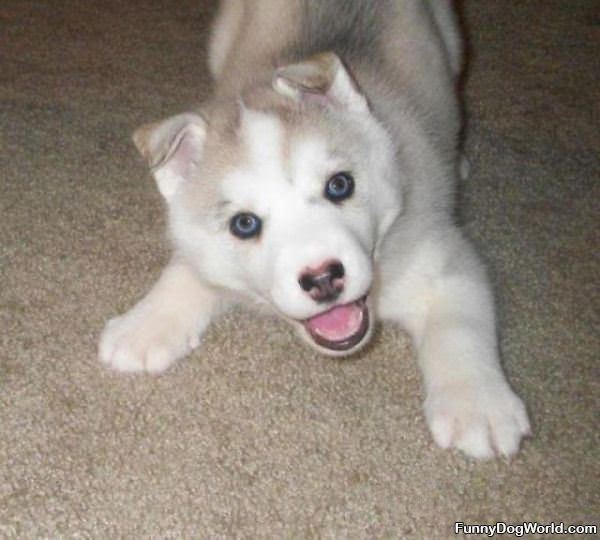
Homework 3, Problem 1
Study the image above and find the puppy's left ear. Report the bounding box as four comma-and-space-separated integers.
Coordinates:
272, 52, 368, 114
133, 112, 206, 200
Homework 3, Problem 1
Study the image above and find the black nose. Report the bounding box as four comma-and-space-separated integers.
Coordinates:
299, 260, 345, 303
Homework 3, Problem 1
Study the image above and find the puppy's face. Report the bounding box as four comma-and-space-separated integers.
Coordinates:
134, 53, 402, 355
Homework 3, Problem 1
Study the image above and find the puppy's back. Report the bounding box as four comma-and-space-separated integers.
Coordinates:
209, 0, 462, 155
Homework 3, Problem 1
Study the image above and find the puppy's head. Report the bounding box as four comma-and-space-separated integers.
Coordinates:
133, 52, 402, 355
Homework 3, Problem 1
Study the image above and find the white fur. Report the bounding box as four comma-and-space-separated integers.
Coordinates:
99, 263, 219, 373
176, 109, 374, 321
99, 1, 530, 459
378, 229, 530, 458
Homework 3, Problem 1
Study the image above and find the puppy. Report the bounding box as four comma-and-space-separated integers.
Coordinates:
100, 0, 530, 458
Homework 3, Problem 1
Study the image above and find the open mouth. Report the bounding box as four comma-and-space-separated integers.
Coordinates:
303, 296, 369, 352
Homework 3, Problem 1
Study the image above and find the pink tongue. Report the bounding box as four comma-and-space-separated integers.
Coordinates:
306, 302, 362, 341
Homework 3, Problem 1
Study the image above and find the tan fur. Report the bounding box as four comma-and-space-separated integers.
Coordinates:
376, 1, 461, 155
275, 52, 340, 94
132, 121, 162, 165
208, 0, 461, 158
207, 0, 245, 78
210, 0, 303, 97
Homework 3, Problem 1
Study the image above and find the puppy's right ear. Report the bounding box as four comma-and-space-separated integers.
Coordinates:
273, 52, 368, 114
132, 112, 207, 201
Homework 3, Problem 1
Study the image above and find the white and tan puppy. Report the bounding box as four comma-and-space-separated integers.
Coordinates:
100, 0, 530, 459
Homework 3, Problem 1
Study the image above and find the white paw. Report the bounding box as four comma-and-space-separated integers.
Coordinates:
99, 305, 202, 373
424, 380, 531, 459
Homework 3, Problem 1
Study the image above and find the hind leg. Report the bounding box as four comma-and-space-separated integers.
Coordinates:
208, 0, 245, 79
426, 0, 463, 77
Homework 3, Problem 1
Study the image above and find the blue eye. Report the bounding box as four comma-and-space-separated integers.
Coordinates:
325, 172, 354, 202
230, 212, 262, 239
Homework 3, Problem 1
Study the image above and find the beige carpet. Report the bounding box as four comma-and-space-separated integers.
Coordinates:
1, 1, 598, 537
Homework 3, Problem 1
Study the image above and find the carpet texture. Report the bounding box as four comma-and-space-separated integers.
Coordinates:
1, 1, 598, 537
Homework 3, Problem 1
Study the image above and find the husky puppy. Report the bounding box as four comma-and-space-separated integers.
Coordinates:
100, 0, 530, 458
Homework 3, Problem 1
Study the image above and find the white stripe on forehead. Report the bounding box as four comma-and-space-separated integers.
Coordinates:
221, 106, 339, 213
240, 107, 285, 178
239, 106, 336, 188
290, 135, 334, 190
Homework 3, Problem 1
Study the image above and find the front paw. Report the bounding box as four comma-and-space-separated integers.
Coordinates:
424, 380, 531, 459
99, 306, 201, 374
